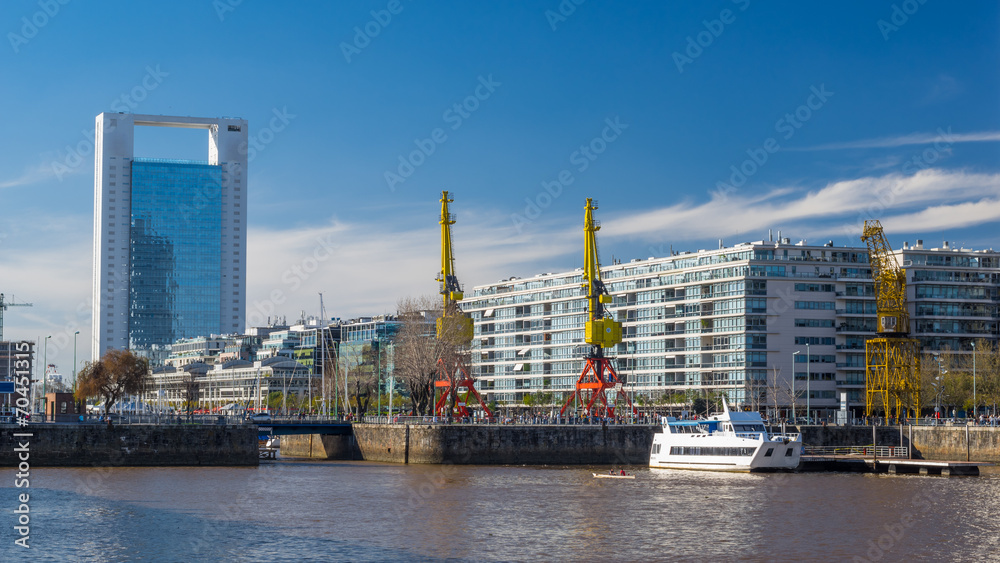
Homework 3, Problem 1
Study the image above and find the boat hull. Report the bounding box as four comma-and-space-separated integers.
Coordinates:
649, 436, 801, 472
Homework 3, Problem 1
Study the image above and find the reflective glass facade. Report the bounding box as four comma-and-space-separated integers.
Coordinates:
129, 159, 223, 353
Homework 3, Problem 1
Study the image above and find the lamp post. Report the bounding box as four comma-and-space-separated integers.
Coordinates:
806, 343, 811, 424
933, 354, 944, 422
42, 335, 51, 420
377, 336, 382, 420
387, 341, 395, 421
792, 350, 801, 421
971, 341, 977, 418
73, 330, 80, 392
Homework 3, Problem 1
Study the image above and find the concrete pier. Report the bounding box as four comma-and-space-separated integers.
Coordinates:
0, 424, 259, 467
351, 423, 656, 465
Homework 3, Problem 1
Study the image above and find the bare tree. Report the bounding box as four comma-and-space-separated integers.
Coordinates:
344, 344, 379, 418
765, 366, 801, 421
393, 296, 444, 416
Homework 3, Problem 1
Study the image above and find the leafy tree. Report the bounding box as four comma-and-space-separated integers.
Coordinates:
76, 349, 149, 426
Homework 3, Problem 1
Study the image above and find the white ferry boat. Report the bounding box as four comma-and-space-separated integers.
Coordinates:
649, 399, 802, 472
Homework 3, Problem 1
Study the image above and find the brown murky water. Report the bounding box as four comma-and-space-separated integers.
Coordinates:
9, 461, 1000, 561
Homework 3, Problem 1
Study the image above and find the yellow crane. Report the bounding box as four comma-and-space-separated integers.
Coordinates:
860, 220, 920, 420
560, 198, 634, 417
433, 191, 491, 418
0, 293, 33, 341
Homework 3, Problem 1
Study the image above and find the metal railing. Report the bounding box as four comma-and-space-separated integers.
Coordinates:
360, 415, 659, 426
5, 412, 350, 426
803, 445, 909, 458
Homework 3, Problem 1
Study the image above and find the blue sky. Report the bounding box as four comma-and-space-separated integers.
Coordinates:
1, 1, 998, 371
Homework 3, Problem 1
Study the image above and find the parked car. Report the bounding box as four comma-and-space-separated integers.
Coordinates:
249, 413, 272, 423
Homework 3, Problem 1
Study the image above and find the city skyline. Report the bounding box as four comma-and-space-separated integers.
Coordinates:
1, 2, 998, 374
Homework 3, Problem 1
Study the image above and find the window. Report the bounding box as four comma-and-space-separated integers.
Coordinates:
764, 448, 774, 457
795, 319, 834, 328
795, 301, 835, 310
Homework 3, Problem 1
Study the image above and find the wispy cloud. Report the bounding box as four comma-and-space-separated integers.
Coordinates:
600, 168, 1000, 243
0, 163, 56, 189
245, 212, 578, 321
790, 130, 1000, 151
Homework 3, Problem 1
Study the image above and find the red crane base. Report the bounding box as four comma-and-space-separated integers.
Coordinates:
434, 358, 493, 419
560, 356, 635, 418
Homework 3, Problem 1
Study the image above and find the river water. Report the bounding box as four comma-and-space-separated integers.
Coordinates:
4, 460, 999, 561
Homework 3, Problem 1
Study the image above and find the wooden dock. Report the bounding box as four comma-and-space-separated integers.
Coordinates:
800, 454, 990, 476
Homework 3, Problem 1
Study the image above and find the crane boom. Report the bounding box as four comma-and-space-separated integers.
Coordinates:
860, 220, 908, 334
860, 220, 920, 420
560, 198, 633, 418
432, 191, 491, 419
436, 191, 473, 342
0, 293, 34, 341
582, 199, 621, 348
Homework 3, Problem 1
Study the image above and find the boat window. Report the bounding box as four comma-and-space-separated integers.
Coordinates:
764, 448, 774, 457
785, 448, 794, 456
668, 425, 707, 434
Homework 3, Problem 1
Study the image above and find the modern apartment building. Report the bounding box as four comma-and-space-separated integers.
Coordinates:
901, 239, 999, 352
92, 113, 248, 365
462, 237, 1000, 418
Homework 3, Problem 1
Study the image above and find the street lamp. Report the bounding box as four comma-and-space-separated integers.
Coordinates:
792, 350, 801, 421
971, 341, 977, 418
42, 335, 51, 420
73, 331, 80, 392
806, 342, 811, 425
932, 354, 945, 422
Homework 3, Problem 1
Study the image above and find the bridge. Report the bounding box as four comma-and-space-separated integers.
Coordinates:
253, 420, 352, 436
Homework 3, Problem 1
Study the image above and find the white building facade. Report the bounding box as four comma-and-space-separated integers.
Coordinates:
462, 238, 1000, 419
92, 113, 248, 364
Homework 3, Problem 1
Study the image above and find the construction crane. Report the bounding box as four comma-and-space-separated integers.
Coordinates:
560, 199, 634, 418
861, 220, 920, 421
0, 293, 33, 341
433, 191, 492, 419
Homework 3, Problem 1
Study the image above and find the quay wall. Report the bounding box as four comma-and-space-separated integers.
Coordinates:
344, 424, 1000, 465
280, 433, 361, 460
0, 424, 258, 467
352, 423, 656, 465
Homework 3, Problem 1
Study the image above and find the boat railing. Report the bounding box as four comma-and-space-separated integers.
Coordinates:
734, 431, 766, 440
768, 433, 801, 441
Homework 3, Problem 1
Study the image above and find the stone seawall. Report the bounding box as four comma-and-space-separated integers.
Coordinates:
0, 424, 258, 467
280, 433, 361, 460
352, 423, 656, 465
346, 424, 1000, 465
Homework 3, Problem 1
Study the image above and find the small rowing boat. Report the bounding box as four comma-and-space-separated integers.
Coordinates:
593, 472, 635, 479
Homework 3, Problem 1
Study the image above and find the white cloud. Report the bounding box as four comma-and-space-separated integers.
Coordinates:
791, 129, 1000, 151
245, 212, 578, 324
601, 169, 1000, 243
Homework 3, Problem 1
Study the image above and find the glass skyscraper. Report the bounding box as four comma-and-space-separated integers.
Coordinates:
128, 159, 223, 351
93, 114, 248, 366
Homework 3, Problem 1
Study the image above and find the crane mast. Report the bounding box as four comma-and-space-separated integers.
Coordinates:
860, 220, 920, 420
433, 191, 491, 419
560, 199, 633, 418
436, 191, 473, 342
